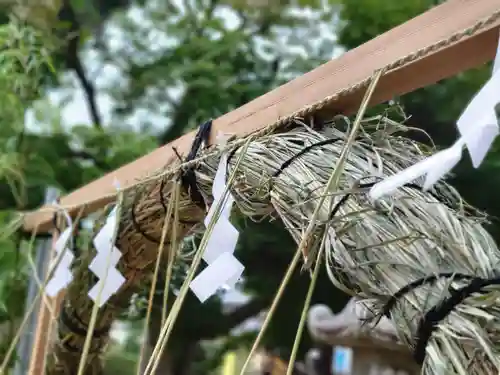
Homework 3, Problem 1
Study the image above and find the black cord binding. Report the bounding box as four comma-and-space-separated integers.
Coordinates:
377, 272, 498, 365
273, 138, 342, 177
271, 138, 449, 212
381, 272, 476, 319
268, 136, 490, 366
413, 276, 500, 364
179, 119, 212, 209
130, 121, 212, 243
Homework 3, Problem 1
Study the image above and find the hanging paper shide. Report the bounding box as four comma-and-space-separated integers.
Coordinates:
88, 206, 126, 307
45, 205, 75, 297
190, 148, 244, 303
370, 33, 500, 200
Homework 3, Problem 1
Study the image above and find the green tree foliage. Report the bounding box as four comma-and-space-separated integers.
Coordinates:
0, 14, 56, 362
90, 0, 338, 143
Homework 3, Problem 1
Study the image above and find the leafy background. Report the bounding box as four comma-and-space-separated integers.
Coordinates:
0, 0, 497, 374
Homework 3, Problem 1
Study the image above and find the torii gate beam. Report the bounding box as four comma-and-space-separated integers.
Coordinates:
22, 0, 500, 233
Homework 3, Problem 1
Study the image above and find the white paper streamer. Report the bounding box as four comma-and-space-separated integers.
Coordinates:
422, 140, 464, 190
190, 149, 244, 303
46, 208, 75, 297
456, 42, 500, 168
190, 252, 244, 303
88, 206, 126, 307
370, 35, 500, 200
369, 139, 466, 199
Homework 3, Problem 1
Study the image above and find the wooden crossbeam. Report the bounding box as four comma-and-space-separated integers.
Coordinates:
23, 0, 500, 233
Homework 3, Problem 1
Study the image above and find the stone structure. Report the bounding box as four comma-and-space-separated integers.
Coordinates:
306, 299, 420, 375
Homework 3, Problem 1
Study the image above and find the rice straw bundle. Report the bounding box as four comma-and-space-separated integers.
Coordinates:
203, 116, 499, 375
46, 179, 204, 374
46, 112, 500, 375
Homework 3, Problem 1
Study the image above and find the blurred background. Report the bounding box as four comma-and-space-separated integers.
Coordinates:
0, 0, 498, 374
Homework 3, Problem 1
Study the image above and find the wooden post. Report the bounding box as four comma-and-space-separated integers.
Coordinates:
14, 187, 59, 375
27, 236, 66, 375
22, 189, 69, 375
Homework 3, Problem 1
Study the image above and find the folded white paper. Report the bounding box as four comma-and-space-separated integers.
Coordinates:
93, 218, 120, 256
190, 149, 244, 302
369, 34, 500, 200
46, 244, 74, 297
204, 153, 235, 225
190, 252, 244, 303
88, 268, 125, 307
423, 140, 464, 190
457, 66, 500, 167
369, 143, 461, 200
89, 246, 122, 276
202, 219, 239, 264
45, 209, 75, 297
211, 153, 230, 198
88, 207, 126, 307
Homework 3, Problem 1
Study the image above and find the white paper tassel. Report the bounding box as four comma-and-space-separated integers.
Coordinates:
46, 209, 75, 297
370, 34, 500, 200
190, 143, 244, 303
88, 205, 126, 307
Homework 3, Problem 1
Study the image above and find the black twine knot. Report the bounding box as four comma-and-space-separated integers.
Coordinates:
178, 119, 212, 209
130, 121, 212, 244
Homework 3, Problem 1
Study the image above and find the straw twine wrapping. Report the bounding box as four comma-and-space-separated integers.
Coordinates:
46, 181, 204, 375
194, 116, 500, 375
47, 114, 500, 375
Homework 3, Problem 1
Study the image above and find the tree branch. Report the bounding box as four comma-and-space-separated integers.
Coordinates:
158, 85, 198, 145
58, 0, 103, 129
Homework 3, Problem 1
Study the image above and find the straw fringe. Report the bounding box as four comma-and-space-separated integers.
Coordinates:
193, 116, 500, 375
46, 112, 500, 375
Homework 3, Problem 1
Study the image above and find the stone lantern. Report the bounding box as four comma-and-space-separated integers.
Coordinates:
306, 298, 419, 375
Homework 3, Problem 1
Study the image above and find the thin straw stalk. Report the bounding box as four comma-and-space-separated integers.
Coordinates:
143, 140, 251, 375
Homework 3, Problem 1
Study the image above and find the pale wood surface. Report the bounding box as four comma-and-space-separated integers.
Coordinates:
22, 0, 500, 233
28, 232, 66, 375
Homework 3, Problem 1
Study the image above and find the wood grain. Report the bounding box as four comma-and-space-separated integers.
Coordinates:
23, 0, 500, 233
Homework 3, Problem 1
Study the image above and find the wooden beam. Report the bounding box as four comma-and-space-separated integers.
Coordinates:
23, 0, 500, 233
